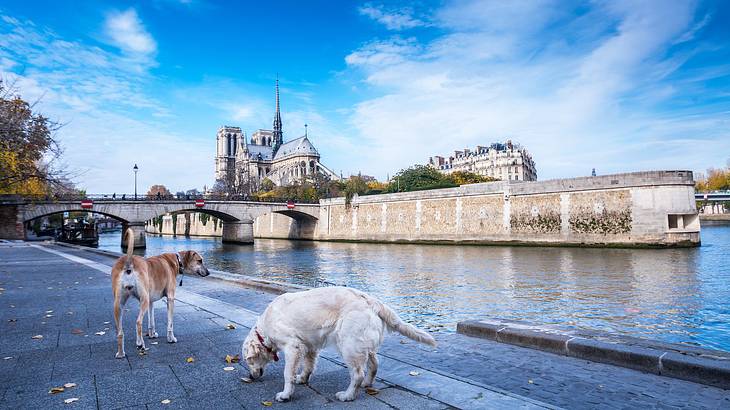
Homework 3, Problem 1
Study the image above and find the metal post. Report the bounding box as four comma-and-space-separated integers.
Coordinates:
133, 164, 138, 200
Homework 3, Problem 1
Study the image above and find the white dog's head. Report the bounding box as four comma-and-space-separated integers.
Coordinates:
242, 327, 278, 379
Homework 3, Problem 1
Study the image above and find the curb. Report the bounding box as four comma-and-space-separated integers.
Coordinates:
457, 319, 730, 390
51, 241, 308, 295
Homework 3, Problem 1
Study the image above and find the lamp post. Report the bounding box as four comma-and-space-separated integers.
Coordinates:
133, 164, 138, 200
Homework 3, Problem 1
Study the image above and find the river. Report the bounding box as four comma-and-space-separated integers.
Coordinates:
99, 224, 730, 352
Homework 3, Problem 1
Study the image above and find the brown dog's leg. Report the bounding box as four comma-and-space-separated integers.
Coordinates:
136, 293, 149, 350
166, 295, 177, 343
114, 291, 128, 358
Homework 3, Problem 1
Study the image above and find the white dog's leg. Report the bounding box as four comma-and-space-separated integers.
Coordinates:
114, 293, 129, 358
276, 346, 302, 402
361, 351, 378, 387
147, 300, 158, 338
166, 296, 177, 343
336, 354, 365, 402
296, 350, 318, 385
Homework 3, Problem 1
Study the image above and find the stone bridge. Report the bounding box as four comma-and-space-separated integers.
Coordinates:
0, 196, 320, 248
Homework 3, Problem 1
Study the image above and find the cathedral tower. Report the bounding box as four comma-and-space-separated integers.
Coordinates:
272, 77, 283, 154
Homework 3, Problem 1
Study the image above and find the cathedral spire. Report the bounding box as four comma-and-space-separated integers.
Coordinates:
272, 75, 283, 153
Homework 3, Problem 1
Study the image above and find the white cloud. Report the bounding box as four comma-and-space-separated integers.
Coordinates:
358, 3, 427, 30
103, 9, 157, 55
0, 13, 210, 193
339, 0, 730, 180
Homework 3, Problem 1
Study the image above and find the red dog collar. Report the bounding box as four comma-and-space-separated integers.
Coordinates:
255, 329, 279, 361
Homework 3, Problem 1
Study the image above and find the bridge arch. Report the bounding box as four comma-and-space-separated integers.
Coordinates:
22, 207, 130, 224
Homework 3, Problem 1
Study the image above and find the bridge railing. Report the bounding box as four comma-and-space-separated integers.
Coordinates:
0, 193, 320, 204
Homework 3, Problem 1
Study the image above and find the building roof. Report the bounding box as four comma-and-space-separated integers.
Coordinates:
246, 144, 274, 161
273, 136, 319, 160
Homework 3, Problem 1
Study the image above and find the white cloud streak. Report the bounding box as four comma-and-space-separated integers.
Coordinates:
104, 9, 157, 56
359, 3, 427, 30
341, 0, 730, 180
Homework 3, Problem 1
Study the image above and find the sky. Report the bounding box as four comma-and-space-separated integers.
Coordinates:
1, 0, 729, 193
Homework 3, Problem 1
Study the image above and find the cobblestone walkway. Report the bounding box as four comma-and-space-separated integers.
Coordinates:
2, 243, 729, 409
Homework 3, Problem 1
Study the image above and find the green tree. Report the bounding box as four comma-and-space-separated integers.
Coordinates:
387, 165, 455, 193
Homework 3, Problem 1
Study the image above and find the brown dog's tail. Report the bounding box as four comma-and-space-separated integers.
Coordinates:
371, 297, 437, 347
124, 228, 134, 266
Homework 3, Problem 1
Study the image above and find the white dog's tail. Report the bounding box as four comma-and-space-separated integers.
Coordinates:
374, 299, 437, 347
123, 228, 134, 266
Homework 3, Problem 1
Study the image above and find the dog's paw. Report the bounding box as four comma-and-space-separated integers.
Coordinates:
360, 380, 373, 388
115, 351, 126, 359
275, 392, 291, 402
335, 391, 355, 402
136, 343, 146, 351
148, 331, 158, 339
167, 334, 177, 344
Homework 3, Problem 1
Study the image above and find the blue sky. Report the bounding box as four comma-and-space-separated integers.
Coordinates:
1, 0, 729, 193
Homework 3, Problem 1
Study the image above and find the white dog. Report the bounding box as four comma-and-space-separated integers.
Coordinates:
242, 286, 437, 402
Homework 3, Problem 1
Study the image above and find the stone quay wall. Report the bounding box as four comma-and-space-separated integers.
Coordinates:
257, 170, 700, 247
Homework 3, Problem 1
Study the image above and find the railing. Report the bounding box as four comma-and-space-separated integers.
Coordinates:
695, 192, 730, 202
0, 193, 320, 204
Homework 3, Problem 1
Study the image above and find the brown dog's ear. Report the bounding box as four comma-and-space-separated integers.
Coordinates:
179, 251, 192, 267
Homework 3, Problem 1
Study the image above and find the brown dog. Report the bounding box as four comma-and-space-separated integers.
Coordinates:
111, 228, 210, 358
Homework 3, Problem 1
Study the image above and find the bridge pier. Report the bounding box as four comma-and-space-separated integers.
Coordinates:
121, 222, 147, 249
222, 220, 254, 245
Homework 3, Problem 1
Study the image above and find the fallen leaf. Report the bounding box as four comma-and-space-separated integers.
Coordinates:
225, 324, 236, 330
225, 354, 240, 364
95, 331, 105, 336
223, 366, 235, 371
161, 399, 171, 404
241, 377, 253, 383
49, 387, 65, 394
63, 383, 77, 388
261, 401, 273, 407
71, 329, 84, 335
31, 334, 43, 340
64, 398, 79, 404
366, 387, 379, 395
408, 371, 420, 376
186, 357, 194, 363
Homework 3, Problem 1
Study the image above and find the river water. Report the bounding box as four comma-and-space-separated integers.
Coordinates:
98, 224, 730, 351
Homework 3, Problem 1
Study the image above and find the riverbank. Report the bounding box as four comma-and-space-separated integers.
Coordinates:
2, 241, 728, 408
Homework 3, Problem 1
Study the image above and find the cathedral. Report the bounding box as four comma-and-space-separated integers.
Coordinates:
214, 80, 338, 193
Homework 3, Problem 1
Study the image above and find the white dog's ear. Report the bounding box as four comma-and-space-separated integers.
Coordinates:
245, 341, 260, 360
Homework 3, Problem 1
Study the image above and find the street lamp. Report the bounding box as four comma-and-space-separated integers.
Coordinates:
133, 164, 138, 200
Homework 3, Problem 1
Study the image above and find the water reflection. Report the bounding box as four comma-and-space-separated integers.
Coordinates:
99, 225, 730, 351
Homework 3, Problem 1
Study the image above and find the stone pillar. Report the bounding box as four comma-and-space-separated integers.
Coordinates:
121, 222, 146, 249
222, 220, 254, 244
0, 203, 25, 240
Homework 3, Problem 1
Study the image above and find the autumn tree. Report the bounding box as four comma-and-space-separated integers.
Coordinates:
0, 79, 70, 195
146, 184, 172, 199
696, 167, 730, 192
444, 170, 498, 185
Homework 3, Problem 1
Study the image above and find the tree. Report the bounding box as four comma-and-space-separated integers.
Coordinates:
696, 167, 730, 192
387, 165, 454, 193
0, 79, 70, 195
146, 184, 172, 199
445, 170, 498, 185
